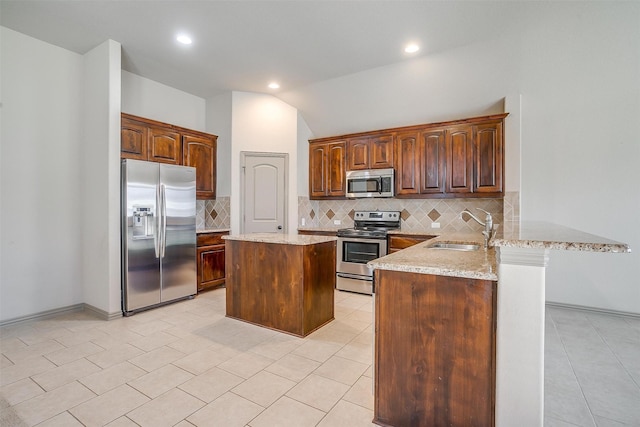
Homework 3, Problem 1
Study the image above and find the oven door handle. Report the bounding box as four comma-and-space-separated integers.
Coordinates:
336, 272, 373, 281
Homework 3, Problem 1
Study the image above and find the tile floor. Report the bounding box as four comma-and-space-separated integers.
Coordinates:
0, 289, 638, 426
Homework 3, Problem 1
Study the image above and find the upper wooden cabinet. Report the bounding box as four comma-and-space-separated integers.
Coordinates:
310, 113, 507, 200
183, 133, 217, 199
394, 114, 507, 198
347, 134, 393, 170
120, 113, 218, 199
309, 140, 346, 199
148, 127, 181, 165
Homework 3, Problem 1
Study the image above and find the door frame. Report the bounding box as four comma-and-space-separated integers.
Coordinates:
239, 151, 289, 234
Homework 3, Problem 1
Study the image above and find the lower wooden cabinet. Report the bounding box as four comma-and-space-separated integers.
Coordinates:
387, 234, 436, 254
197, 231, 228, 292
374, 269, 497, 426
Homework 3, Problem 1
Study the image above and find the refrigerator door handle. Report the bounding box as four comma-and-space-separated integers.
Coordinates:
154, 184, 160, 258
160, 183, 167, 258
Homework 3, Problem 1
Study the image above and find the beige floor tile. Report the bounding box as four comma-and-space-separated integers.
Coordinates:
86, 343, 144, 369
12, 327, 73, 346
79, 361, 147, 395
31, 358, 102, 391
127, 319, 173, 337
0, 356, 56, 387
44, 341, 104, 366
286, 373, 349, 412
54, 328, 111, 347
292, 340, 344, 363
217, 351, 274, 379
70, 384, 149, 426
342, 376, 374, 410
128, 345, 186, 372
232, 371, 296, 407
317, 399, 375, 426
315, 355, 369, 386
2, 339, 65, 364
105, 416, 139, 426
249, 333, 304, 360
128, 364, 194, 398
362, 365, 373, 378
178, 366, 243, 403
264, 353, 320, 382
309, 326, 358, 346
0, 378, 44, 406
127, 388, 205, 427
36, 411, 84, 427
12, 381, 95, 426
1, 354, 14, 369
167, 335, 216, 353
172, 345, 238, 375
128, 330, 181, 352
187, 392, 263, 427
335, 340, 373, 365
248, 396, 325, 427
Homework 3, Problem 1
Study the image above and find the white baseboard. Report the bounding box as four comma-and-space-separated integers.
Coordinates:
0, 304, 122, 327
546, 301, 640, 319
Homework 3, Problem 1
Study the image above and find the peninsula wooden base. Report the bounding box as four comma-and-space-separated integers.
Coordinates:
374, 269, 497, 427
225, 239, 336, 337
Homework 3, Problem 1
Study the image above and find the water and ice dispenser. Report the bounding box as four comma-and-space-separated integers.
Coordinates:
132, 205, 154, 238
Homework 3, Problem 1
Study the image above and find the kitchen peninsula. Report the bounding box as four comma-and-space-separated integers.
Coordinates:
223, 233, 337, 337
369, 222, 630, 427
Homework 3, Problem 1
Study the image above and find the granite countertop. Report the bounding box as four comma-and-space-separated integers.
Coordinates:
369, 233, 498, 281
297, 227, 342, 234
223, 233, 337, 246
493, 221, 631, 253
197, 228, 231, 234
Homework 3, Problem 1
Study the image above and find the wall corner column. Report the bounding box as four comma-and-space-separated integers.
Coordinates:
495, 246, 549, 427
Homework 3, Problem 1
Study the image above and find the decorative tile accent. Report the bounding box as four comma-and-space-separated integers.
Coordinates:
428, 209, 441, 222
400, 209, 411, 220
348, 210, 355, 220
326, 209, 335, 220
196, 197, 230, 230
210, 210, 218, 220
309, 210, 315, 219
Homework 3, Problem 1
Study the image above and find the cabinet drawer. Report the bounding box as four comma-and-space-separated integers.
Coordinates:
197, 232, 227, 247
388, 234, 436, 252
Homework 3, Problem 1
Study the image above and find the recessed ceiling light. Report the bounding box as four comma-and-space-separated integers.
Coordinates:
176, 34, 192, 45
404, 43, 420, 54
268, 82, 280, 89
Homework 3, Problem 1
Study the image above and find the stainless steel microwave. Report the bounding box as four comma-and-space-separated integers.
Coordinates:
345, 168, 394, 198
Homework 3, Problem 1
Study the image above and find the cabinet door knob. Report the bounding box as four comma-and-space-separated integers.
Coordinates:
277, 225, 283, 230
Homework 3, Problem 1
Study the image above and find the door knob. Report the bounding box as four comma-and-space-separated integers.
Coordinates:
277, 225, 283, 230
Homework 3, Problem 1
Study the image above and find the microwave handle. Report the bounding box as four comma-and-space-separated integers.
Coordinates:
377, 177, 382, 194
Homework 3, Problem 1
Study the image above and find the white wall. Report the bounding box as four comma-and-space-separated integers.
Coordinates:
280, 2, 640, 314
81, 40, 122, 317
121, 70, 206, 131
0, 27, 84, 322
206, 93, 232, 197
296, 113, 313, 198
230, 92, 298, 235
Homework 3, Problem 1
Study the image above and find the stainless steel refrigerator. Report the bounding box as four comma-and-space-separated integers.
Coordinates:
121, 159, 197, 316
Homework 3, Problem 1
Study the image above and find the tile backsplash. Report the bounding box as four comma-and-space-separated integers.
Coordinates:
299, 193, 520, 234
196, 196, 230, 230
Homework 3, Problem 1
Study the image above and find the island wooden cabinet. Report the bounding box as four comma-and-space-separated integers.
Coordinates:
121, 113, 217, 199
196, 231, 228, 292
374, 269, 497, 426
347, 134, 394, 170
309, 140, 346, 199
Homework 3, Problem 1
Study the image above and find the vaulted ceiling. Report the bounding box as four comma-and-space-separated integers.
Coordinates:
1, 1, 517, 99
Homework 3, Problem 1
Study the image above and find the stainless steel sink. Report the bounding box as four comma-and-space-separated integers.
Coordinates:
426, 241, 481, 251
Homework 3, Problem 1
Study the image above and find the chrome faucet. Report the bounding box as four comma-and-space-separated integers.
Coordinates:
460, 208, 496, 249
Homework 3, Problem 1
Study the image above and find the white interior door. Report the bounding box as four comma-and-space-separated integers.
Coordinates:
241, 152, 287, 234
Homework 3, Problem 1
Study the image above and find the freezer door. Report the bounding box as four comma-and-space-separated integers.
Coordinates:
160, 164, 197, 302
122, 159, 161, 312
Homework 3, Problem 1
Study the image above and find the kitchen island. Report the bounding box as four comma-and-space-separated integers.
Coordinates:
369, 223, 630, 427
223, 233, 337, 337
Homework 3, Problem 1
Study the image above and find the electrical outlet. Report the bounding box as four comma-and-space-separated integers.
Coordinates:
333, 219, 341, 225
431, 222, 441, 229
301, 218, 306, 226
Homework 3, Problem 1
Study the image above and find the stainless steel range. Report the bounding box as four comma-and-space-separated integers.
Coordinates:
336, 211, 401, 295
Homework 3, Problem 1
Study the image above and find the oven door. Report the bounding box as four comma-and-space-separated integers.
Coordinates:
337, 236, 387, 277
